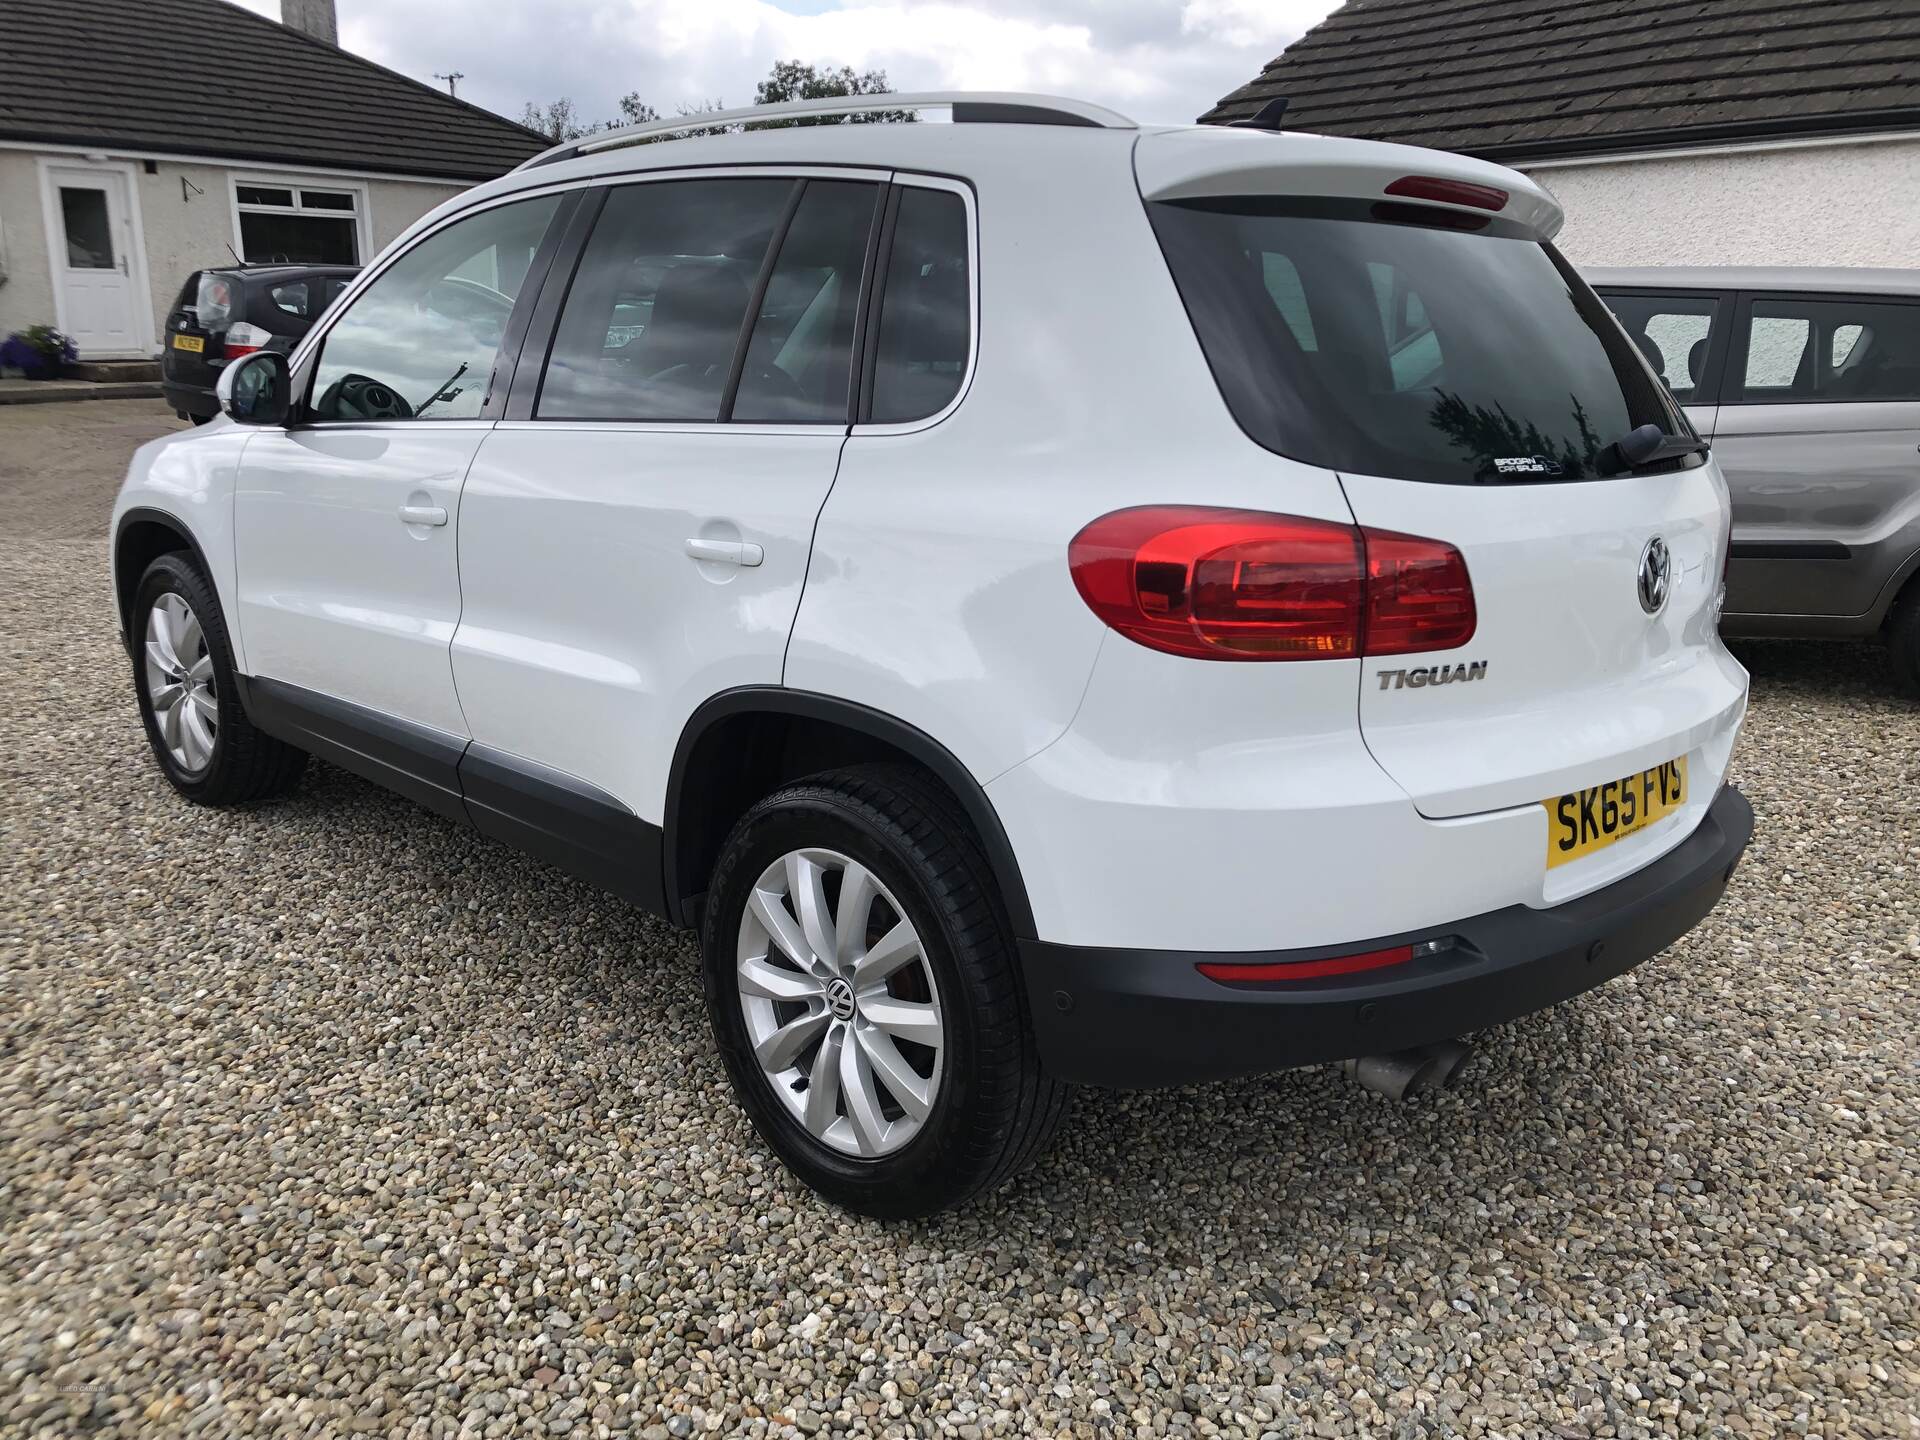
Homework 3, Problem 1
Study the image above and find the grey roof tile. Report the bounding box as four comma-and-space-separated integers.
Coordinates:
0, 0, 548, 181
1201, 0, 1920, 159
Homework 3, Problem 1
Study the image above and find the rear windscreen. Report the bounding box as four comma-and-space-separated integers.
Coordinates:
1149, 197, 1694, 485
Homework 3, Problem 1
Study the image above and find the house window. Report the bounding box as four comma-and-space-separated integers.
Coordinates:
235, 182, 361, 265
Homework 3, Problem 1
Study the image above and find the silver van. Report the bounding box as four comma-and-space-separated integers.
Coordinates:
1590, 268, 1920, 692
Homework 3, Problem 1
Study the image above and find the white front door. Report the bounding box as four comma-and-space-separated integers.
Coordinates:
47, 167, 141, 356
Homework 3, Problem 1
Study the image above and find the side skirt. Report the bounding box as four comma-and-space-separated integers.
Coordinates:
237, 675, 668, 917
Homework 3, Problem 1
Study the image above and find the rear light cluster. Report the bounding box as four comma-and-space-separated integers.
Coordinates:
221, 322, 275, 358
1068, 506, 1475, 661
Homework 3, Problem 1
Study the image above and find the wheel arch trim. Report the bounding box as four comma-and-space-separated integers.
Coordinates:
113, 506, 221, 654
664, 687, 1039, 940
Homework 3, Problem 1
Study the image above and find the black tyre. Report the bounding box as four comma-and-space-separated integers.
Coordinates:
130, 552, 307, 805
1891, 584, 1920, 697
701, 764, 1068, 1218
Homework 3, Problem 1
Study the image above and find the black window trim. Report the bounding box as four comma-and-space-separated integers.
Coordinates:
1593, 286, 1738, 407
1723, 289, 1920, 408
506, 165, 896, 431
285, 181, 584, 429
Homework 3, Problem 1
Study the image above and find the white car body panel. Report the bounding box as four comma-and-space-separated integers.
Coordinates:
232, 423, 486, 737
451, 424, 844, 825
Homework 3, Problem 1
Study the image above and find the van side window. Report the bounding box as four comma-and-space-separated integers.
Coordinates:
867, 188, 971, 425
1601, 293, 1720, 402
538, 178, 792, 422
732, 180, 882, 423
1737, 297, 1920, 404
311, 194, 560, 422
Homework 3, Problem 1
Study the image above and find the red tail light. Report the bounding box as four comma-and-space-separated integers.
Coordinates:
1068, 506, 1474, 662
1384, 175, 1508, 211
221, 321, 275, 359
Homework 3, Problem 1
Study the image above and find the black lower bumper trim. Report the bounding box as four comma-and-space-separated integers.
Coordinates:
1021, 786, 1754, 1088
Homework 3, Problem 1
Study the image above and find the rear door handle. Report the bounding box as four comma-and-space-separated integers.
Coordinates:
399, 504, 448, 527
685, 537, 764, 567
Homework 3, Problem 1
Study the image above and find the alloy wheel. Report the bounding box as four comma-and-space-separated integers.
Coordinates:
144, 593, 218, 772
736, 847, 945, 1158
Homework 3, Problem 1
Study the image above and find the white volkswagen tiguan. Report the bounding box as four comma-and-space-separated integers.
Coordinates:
111, 94, 1752, 1216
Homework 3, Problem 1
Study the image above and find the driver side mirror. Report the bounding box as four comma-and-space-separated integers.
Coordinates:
217, 350, 290, 425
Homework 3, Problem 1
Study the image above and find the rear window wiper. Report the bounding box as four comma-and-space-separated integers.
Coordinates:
1598, 423, 1710, 476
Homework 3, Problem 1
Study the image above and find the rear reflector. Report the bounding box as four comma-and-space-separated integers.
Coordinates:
1197, 945, 1414, 984
1384, 175, 1509, 211
1068, 506, 1474, 661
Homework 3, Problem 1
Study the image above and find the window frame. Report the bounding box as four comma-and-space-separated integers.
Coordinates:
502, 164, 898, 433
229, 173, 370, 267
851, 173, 979, 437
1724, 289, 1920, 407
284, 182, 583, 429
1593, 287, 1736, 407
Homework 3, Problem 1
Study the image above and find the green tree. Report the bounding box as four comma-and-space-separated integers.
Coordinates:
517, 97, 592, 142
750, 61, 912, 125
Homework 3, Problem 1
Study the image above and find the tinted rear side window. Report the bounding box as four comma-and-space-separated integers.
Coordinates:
868, 188, 970, 425
733, 180, 881, 423
1150, 198, 1691, 484
1735, 296, 1920, 403
538, 178, 792, 422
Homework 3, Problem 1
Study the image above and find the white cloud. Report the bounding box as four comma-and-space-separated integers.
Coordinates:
227, 0, 1335, 128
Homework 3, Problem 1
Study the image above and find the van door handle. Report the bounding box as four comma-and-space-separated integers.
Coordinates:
399, 504, 448, 527
685, 537, 764, 567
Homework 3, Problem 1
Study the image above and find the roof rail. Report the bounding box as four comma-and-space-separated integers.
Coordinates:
514, 91, 1137, 170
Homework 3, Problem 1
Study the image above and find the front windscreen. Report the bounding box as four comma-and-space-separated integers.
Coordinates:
1149, 197, 1696, 484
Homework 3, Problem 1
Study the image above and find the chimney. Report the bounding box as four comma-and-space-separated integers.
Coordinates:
281, 0, 337, 45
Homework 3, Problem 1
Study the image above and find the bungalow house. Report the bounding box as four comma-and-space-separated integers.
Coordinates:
0, 0, 547, 360
1201, 0, 1920, 268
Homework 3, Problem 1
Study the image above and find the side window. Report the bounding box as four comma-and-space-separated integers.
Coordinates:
311, 194, 560, 421
1601, 293, 1720, 401
1261, 253, 1316, 351
1367, 261, 1443, 392
733, 180, 882, 423
1737, 296, 1920, 403
868, 187, 971, 425
538, 178, 792, 422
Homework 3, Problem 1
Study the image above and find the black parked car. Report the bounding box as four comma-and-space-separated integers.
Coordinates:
162, 265, 358, 422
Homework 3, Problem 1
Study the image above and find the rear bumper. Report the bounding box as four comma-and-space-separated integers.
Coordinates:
1021, 784, 1754, 1088
162, 381, 217, 418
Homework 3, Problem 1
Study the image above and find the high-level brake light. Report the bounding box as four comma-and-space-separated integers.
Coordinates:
1384, 175, 1509, 211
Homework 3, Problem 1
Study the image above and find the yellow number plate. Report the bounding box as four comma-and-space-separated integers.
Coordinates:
1545, 757, 1687, 868
172, 333, 204, 353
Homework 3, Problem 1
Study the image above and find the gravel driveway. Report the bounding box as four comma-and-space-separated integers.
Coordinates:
3, 400, 1915, 1439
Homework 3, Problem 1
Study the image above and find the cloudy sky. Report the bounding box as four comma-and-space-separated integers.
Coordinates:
231, 0, 1338, 130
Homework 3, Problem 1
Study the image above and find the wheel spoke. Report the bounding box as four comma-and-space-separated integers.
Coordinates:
187, 652, 215, 685
851, 919, 920, 989
188, 687, 219, 724
833, 861, 877, 966
159, 689, 184, 750
856, 1027, 933, 1121
180, 701, 216, 768
861, 997, 941, 1047
753, 1009, 828, 1073
146, 633, 181, 679
802, 1026, 844, 1137
749, 885, 811, 968
177, 608, 204, 665
838, 1029, 888, 1156
150, 681, 184, 713
787, 853, 836, 963
738, 955, 819, 1003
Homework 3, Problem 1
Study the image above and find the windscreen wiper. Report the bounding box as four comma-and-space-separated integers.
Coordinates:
1599, 422, 1709, 475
